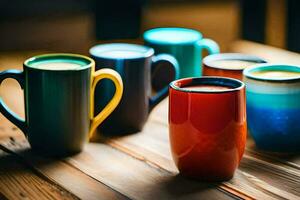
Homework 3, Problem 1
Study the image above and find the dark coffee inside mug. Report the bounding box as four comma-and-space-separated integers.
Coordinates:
173, 77, 243, 93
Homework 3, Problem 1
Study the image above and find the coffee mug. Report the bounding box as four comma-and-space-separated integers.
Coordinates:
169, 77, 246, 181
243, 64, 300, 153
90, 43, 179, 135
0, 53, 123, 156
144, 27, 220, 79
203, 53, 267, 80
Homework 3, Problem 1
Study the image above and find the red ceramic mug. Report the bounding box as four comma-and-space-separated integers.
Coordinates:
169, 77, 247, 181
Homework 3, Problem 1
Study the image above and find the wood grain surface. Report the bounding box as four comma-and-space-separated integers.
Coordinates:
0, 149, 77, 200
0, 41, 300, 199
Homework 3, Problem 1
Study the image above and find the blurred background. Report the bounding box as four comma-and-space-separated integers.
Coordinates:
0, 0, 299, 54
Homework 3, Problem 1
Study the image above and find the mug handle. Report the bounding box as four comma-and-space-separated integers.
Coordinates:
0, 70, 27, 134
149, 54, 179, 112
89, 68, 123, 138
197, 38, 220, 55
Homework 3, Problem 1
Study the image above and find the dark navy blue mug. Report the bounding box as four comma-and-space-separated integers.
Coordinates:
243, 64, 300, 153
90, 43, 179, 135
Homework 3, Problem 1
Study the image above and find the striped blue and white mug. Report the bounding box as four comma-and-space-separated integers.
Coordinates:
243, 64, 300, 153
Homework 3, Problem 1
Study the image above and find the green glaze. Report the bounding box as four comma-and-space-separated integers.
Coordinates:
26, 54, 90, 69
0, 54, 94, 156
144, 28, 220, 78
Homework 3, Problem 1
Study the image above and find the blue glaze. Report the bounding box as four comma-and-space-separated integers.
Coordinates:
247, 105, 300, 152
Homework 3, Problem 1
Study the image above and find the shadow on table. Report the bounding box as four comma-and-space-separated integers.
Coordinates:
0, 144, 65, 173
131, 174, 229, 199
89, 129, 139, 143
246, 138, 300, 164
244, 135, 299, 164
0, 150, 29, 172
162, 174, 221, 195
0, 192, 8, 200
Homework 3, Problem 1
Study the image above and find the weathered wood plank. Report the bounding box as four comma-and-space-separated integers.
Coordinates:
229, 40, 300, 65
1, 46, 300, 200
67, 143, 239, 200
98, 98, 300, 199
0, 192, 9, 200
149, 98, 169, 124
0, 137, 238, 200
104, 120, 287, 200
0, 138, 129, 200
0, 149, 78, 200
240, 155, 300, 198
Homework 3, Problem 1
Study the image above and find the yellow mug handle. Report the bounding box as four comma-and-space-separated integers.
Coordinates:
89, 68, 123, 138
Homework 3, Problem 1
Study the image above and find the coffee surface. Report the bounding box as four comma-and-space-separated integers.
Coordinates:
251, 70, 300, 79
183, 85, 232, 92
32, 62, 83, 70
210, 60, 258, 70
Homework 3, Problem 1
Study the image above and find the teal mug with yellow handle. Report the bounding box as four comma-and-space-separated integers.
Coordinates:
0, 53, 123, 156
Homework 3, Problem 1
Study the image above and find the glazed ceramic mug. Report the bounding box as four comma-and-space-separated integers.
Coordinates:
243, 64, 300, 153
169, 77, 247, 181
144, 27, 220, 79
90, 43, 179, 135
203, 53, 267, 80
0, 54, 123, 156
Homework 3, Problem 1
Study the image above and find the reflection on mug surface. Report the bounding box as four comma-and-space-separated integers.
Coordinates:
169, 77, 246, 181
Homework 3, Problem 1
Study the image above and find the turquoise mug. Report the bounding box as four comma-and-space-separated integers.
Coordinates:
243, 64, 300, 153
144, 27, 220, 79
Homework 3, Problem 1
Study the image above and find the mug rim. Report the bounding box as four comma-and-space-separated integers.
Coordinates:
170, 76, 245, 94
243, 63, 300, 82
24, 53, 95, 71
203, 53, 267, 71
89, 43, 154, 60
143, 27, 203, 45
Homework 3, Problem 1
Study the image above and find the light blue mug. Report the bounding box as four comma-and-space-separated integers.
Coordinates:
243, 64, 300, 153
144, 27, 220, 78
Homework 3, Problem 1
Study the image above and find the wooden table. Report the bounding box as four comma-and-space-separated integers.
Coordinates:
0, 41, 300, 200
